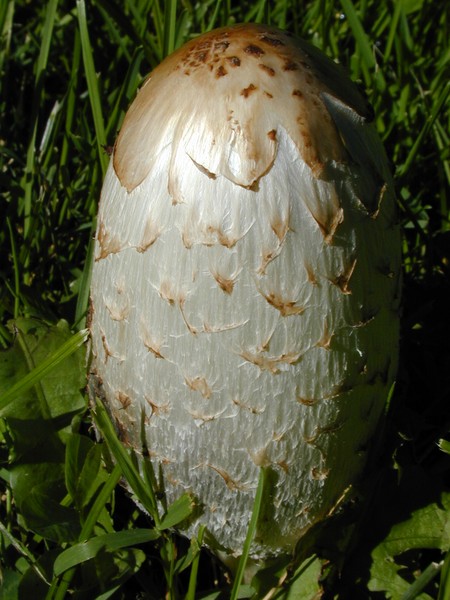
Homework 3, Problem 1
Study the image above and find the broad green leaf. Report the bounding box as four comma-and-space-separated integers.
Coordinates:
80, 548, 146, 597
53, 529, 160, 575
0, 319, 87, 428
283, 556, 323, 599
368, 489, 450, 597
0, 568, 21, 600
159, 493, 195, 530
9, 457, 80, 543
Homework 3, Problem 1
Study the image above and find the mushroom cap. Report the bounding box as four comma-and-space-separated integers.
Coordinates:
114, 23, 373, 190
89, 24, 401, 559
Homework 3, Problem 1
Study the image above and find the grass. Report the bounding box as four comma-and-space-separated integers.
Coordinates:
0, 0, 449, 598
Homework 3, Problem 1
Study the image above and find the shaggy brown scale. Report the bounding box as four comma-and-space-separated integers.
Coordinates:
89, 23, 401, 560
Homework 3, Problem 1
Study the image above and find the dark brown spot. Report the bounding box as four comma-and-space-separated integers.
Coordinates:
292, 89, 304, 98
244, 44, 265, 57
296, 395, 319, 406
214, 41, 230, 52
212, 272, 235, 294
267, 129, 277, 141
264, 91, 274, 99
283, 60, 298, 71
226, 56, 241, 67
259, 35, 285, 47
216, 65, 227, 77
195, 51, 208, 62
102, 144, 114, 156
258, 63, 275, 76
241, 84, 257, 98
330, 259, 357, 294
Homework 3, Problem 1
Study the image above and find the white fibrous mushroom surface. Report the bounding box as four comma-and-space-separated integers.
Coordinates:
89, 24, 401, 559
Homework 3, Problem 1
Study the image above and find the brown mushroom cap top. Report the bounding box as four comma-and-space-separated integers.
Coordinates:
114, 23, 374, 193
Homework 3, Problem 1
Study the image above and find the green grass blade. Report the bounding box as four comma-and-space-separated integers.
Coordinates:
397, 80, 450, 179
0, 0, 14, 75
74, 229, 95, 329
92, 398, 161, 525
21, 0, 59, 241
339, 0, 374, 70
163, 0, 177, 57
339, 0, 386, 90
229, 467, 267, 600
76, 0, 108, 175
78, 463, 122, 541
383, 0, 402, 62
185, 525, 206, 600
0, 520, 50, 585
401, 560, 443, 600
6, 217, 20, 318
438, 552, 450, 600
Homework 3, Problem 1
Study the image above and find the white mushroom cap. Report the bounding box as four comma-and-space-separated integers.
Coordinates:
90, 24, 401, 559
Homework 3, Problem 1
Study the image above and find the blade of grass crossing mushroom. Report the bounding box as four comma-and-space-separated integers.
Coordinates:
229, 467, 268, 600
74, 232, 95, 329
92, 398, 161, 525
186, 525, 206, 600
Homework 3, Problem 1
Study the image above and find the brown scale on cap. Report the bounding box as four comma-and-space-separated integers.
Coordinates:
114, 23, 373, 193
